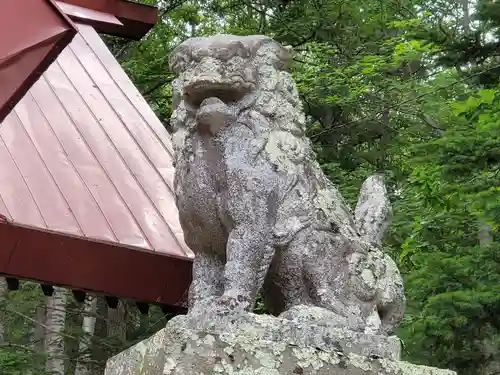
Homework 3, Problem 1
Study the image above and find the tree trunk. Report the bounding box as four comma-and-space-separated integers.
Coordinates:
44, 287, 67, 375
91, 296, 110, 375
478, 219, 498, 375
478, 221, 493, 248
107, 302, 127, 343
75, 295, 98, 375
34, 303, 47, 350
459, 0, 471, 34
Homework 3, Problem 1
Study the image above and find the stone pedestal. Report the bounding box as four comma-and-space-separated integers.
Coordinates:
104, 308, 456, 375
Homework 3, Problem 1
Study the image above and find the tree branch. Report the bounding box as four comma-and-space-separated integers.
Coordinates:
142, 77, 175, 97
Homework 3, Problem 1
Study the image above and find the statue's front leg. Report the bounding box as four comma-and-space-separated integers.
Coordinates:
189, 251, 225, 311
221, 224, 275, 311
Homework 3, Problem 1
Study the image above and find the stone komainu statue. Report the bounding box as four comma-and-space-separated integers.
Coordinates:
169, 34, 405, 335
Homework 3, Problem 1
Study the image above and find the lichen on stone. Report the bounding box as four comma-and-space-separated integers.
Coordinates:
104, 311, 456, 375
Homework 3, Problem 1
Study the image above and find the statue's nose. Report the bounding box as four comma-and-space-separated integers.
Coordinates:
195, 101, 237, 136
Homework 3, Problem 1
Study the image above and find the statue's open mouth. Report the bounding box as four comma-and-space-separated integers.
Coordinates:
183, 79, 253, 108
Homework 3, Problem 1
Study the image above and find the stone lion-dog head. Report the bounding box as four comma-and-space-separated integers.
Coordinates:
169, 34, 312, 171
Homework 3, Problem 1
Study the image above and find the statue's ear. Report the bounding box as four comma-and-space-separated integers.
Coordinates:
354, 174, 393, 247
169, 44, 190, 74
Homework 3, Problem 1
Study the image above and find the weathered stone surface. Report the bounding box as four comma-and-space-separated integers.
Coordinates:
178, 305, 402, 360
169, 33, 405, 335
104, 324, 165, 375
104, 311, 456, 375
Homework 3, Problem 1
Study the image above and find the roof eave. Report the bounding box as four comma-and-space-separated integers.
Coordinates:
0, 220, 192, 308
55, 0, 158, 40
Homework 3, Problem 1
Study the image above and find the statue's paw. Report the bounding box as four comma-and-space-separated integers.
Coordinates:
215, 293, 251, 313
280, 304, 369, 333
188, 293, 251, 319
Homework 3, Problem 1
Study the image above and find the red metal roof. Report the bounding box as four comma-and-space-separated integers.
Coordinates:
0, 24, 193, 308
0, 0, 77, 123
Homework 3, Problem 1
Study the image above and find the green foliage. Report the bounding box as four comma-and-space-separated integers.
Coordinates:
0, 345, 49, 375
391, 87, 500, 373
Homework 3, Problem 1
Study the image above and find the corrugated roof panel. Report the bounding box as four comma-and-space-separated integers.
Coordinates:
1, 112, 82, 234
76, 26, 189, 255
70, 32, 187, 251
14, 91, 116, 242
0, 137, 46, 228
29, 74, 146, 247
77, 25, 175, 157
